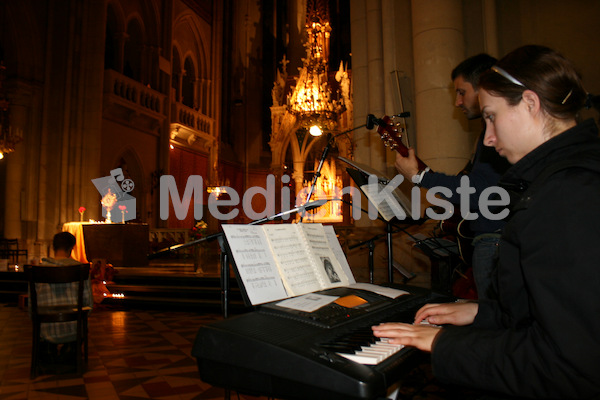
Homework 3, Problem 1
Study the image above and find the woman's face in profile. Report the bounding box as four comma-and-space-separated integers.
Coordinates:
480, 89, 543, 164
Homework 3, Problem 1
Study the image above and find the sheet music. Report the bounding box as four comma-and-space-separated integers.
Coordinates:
298, 224, 349, 288
276, 293, 339, 312
348, 283, 409, 298
262, 224, 324, 295
221, 225, 289, 304
360, 182, 408, 221
224, 223, 357, 305
323, 225, 356, 284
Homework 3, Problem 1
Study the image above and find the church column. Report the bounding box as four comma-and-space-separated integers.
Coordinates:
411, 0, 471, 173
350, 0, 389, 228
292, 163, 305, 205
350, 0, 387, 174
3, 103, 27, 240
483, 0, 499, 57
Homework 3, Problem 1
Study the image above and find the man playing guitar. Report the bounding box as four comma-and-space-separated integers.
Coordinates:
394, 54, 510, 300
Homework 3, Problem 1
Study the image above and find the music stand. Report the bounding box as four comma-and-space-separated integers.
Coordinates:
343, 164, 419, 284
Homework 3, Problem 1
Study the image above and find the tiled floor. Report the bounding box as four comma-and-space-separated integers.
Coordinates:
0, 302, 268, 400
0, 300, 484, 400
0, 256, 481, 400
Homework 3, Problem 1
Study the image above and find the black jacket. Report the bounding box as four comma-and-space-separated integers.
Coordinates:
431, 119, 600, 399
421, 130, 510, 236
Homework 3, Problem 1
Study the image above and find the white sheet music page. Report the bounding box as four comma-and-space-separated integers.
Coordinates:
348, 283, 409, 298
298, 223, 350, 288
276, 293, 339, 312
222, 225, 289, 305
262, 224, 323, 295
360, 182, 408, 221
322, 225, 356, 284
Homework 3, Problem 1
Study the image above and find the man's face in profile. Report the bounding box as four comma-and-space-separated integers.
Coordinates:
454, 75, 481, 120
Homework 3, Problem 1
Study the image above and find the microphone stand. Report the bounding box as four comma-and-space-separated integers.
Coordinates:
300, 124, 366, 222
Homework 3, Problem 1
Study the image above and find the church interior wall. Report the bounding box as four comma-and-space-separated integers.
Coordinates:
1, 0, 599, 283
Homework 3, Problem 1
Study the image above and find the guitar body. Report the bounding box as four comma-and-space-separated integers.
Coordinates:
439, 213, 477, 299
439, 213, 474, 265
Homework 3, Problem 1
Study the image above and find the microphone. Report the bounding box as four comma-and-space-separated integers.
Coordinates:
366, 112, 410, 130
269, 199, 327, 220
366, 114, 378, 130
252, 200, 328, 224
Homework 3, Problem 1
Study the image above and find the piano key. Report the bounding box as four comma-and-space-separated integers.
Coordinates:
338, 352, 382, 365
337, 337, 405, 365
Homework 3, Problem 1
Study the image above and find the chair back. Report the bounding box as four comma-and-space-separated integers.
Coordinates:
25, 264, 90, 320
25, 263, 91, 378
0, 238, 27, 264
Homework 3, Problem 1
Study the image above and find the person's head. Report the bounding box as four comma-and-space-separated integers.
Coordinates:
52, 232, 76, 258
451, 53, 497, 120
478, 45, 586, 164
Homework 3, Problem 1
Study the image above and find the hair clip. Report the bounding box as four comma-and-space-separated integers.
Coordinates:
491, 66, 526, 88
561, 89, 573, 104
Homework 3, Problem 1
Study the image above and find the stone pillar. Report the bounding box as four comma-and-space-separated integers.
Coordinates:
411, 0, 471, 173
292, 164, 305, 204
351, 0, 387, 175
350, 0, 389, 228
482, 0, 499, 57
3, 104, 26, 239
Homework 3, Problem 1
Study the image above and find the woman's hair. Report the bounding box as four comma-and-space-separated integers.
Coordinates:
478, 45, 587, 120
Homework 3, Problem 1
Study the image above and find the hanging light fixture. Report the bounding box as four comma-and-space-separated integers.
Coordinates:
0, 62, 22, 159
287, 0, 345, 135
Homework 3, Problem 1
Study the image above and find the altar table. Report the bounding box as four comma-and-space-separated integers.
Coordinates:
62, 222, 149, 267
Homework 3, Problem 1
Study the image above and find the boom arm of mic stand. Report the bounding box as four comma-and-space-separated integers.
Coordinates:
147, 232, 223, 259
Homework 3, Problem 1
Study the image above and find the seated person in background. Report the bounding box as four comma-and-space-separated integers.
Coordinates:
373, 45, 600, 398
33, 232, 93, 363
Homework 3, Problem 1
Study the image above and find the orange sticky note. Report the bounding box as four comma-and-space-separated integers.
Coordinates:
334, 295, 368, 308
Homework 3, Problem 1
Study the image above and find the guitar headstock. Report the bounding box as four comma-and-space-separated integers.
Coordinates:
368, 114, 428, 170
375, 115, 409, 157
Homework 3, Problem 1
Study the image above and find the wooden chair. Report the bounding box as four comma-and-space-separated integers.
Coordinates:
25, 263, 91, 378
0, 238, 28, 265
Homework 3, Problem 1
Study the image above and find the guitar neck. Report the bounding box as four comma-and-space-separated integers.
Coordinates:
394, 143, 428, 171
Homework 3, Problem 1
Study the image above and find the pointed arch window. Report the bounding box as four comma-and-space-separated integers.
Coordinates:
182, 57, 195, 109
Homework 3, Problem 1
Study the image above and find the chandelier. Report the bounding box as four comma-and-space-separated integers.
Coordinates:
287, 0, 345, 135
0, 62, 22, 159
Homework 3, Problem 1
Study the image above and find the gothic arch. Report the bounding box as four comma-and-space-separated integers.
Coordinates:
173, 12, 209, 78
172, 11, 211, 114
123, 15, 145, 82
105, 2, 125, 72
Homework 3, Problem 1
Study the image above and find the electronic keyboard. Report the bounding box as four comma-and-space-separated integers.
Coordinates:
192, 285, 452, 400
